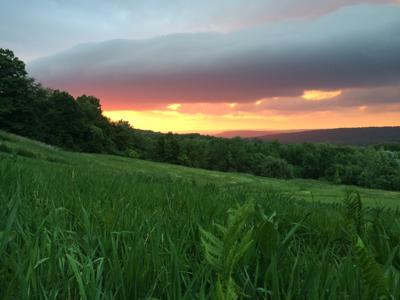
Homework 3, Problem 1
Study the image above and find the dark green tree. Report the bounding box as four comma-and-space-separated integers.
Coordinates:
0, 48, 43, 136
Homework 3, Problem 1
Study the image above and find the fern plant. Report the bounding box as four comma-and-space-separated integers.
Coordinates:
354, 236, 389, 300
343, 190, 364, 238
342, 192, 390, 299
200, 202, 255, 300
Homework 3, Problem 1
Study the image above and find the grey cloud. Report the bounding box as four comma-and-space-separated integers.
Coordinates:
1, 0, 397, 60
27, 4, 400, 107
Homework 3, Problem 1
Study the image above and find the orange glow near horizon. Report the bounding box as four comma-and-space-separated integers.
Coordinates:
103, 108, 400, 134
104, 110, 287, 133
302, 90, 343, 101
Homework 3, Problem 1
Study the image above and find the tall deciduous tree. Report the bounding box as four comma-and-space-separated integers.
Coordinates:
0, 48, 41, 135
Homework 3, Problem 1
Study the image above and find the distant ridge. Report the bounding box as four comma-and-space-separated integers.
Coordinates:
215, 129, 303, 138
257, 127, 400, 145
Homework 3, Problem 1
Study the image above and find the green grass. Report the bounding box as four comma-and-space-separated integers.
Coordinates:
1, 130, 400, 299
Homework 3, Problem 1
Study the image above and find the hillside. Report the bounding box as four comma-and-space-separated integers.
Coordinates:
258, 126, 400, 145
1, 130, 399, 207
2, 130, 400, 298
215, 129, 303, 138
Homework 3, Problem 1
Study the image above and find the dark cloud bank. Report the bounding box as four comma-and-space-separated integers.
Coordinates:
28, 5, 400, 107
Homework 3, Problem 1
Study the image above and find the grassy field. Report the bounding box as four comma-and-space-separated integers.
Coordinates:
1, 130, 400, 299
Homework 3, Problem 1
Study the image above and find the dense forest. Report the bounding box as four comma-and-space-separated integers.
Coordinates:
1, 48, 400, 191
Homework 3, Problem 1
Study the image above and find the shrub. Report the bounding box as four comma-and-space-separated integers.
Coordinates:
258, 155, 294, 179
125, 148, 140, 159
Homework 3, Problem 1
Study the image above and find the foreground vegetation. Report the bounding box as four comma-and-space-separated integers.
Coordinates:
1, 48, 400, 191
1, 131, 400, 299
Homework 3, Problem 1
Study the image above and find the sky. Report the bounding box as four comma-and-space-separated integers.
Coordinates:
2, 0, 400, 133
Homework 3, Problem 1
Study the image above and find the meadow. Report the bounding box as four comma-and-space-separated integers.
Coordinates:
1, 130, 400, 299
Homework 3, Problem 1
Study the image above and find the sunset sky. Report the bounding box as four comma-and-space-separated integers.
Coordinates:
2, 1, 400, 133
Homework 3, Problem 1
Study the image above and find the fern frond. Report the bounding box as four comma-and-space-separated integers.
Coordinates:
200, 202, 255, 300
354, 236, 389, 300
199, 227, 224, 272
216, 277, 239, 300
343, 191, 364, 238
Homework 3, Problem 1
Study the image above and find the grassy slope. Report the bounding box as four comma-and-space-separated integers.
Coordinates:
1, 130, 400, 299
1, 130, 399, 208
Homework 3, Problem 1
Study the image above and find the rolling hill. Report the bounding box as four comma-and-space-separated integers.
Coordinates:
1, 130, 400, 298
257, 126, 400, 145
215, 129, 303, 138
0, 130, 399, 207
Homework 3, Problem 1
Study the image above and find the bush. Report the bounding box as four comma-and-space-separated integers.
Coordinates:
258, 155, 294, 179
125, 148, 140, 159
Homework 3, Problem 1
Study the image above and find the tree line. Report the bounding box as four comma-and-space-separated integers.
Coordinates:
1, 48, 400, 191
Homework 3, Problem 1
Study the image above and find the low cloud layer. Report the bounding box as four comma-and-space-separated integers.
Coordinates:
3, 0, 397, 60
28, 4, 400, 110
